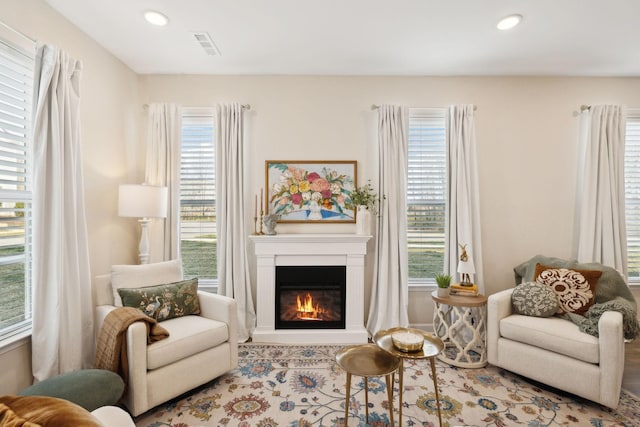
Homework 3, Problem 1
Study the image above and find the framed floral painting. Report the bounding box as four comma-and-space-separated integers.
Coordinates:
265, 160, 357, 223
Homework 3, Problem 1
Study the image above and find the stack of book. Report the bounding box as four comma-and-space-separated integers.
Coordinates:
450, 283, 479, 296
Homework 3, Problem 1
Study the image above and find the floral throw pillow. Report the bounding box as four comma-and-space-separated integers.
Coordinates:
118, 278, 200, 321
533, 263, 601, 315
511, 283, 559, 317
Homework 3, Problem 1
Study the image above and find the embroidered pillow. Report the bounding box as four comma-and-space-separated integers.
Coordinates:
111, 259, 183, 307
511, 282, 559, 317
533, 263, 601, 315
118, 278, 200, 321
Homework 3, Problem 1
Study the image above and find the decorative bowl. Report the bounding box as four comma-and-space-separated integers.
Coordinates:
391, 330, 424, 352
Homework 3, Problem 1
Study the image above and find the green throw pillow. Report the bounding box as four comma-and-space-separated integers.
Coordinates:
118, 278, 200, 321
511, 282, 559, 317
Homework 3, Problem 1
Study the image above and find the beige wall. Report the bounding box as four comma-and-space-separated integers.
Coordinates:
139, 74, 640, 328
0, 0, 140, 394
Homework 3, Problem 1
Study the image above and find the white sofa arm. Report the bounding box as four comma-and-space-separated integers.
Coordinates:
125, 321, 149, 416
597, 310, 624, 408
91, 405, 136, 427
487, 288, 514, 365
198, 291, 239, 368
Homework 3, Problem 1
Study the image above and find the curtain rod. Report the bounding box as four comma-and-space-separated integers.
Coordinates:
142, 104, 251, 110
580, 105, 591, 112
371, 104, 477, 111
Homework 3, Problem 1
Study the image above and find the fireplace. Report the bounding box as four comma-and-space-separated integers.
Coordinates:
275, 266, 346, 329
250, 233, 370, 344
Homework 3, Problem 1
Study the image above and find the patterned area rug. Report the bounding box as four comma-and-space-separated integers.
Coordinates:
135, 343, 640, 427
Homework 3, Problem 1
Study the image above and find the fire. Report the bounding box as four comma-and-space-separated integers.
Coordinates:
296, 293, 327, 320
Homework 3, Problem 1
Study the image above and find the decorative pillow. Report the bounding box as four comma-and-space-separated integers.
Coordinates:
111, 259, 183, 306
511, 282, 559, 317
0, 395, 103, 427
0, 403, 37, 427
533, 263, 602, 315
118, 278, 200, 321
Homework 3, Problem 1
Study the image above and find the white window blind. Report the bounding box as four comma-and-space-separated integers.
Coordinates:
180, 111, 217, 285
407, 109, 447, 283
625, 113, 640, 281
0, 24, 34, 341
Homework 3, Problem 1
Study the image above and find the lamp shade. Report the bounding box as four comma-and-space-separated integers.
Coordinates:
457, 256, 476, 275
118, 184, 168, 218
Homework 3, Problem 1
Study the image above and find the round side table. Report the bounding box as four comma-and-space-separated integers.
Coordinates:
431, 291, 488, 368
335, 344, 400, 427
374, 327, 445, 427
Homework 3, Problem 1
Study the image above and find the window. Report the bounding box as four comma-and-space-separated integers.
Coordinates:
625, 111, 640, 282
407, 109, 447, 284
180, 110, 217, 289
0, 26, 35, 340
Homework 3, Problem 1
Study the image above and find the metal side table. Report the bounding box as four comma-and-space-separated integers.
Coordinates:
335, 344, 400, 427
374, 327, 445, 427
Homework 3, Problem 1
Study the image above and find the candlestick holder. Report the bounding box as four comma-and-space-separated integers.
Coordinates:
253, 216, 259, 235
258, 211, 265, 235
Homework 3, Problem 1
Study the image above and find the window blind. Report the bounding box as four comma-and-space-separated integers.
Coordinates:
625, 114, 640, 280
180, 111, 217, 283
407, 110, 446, 282
0, 26, 34, 340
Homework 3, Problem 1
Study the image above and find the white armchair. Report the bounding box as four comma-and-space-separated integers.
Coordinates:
93, 260, 238, 416
487, 288, 624, 408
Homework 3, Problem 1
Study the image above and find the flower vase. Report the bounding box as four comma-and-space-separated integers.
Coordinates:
308, 202, 322, 220
356, 206, 372, 235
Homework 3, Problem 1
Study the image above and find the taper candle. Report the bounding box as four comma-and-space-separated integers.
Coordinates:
260, 188, 264, 212
254, 194, 257, 217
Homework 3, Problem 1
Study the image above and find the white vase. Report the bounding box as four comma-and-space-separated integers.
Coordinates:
437, 287, 450, 298
356, 206, 372, 235
308, 202, 322, 220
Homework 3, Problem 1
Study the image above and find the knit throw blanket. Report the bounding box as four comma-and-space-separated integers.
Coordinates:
514, 255, 640, 340
93, 307, 169, 387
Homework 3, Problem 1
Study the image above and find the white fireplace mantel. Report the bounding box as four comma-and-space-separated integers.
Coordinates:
249, 234, 370, 344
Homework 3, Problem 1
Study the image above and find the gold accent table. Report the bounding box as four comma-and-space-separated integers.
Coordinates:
431, 291, 488, 368
335, 343, 400, 426
374, 327, 445, 427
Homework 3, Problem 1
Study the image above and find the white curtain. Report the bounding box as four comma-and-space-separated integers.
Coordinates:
366, 105, 409, 334
575, 105, 627, 275
31, 45, 93, 381
216, 103, 255, 341
145, 103, 181, 262
445, 105, 484, 293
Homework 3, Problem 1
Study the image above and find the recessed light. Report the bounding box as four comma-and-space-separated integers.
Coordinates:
497, 14, 522, 31
144, 10, 169, 26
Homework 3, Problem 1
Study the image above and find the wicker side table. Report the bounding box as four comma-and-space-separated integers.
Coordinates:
431, 291, 488, 368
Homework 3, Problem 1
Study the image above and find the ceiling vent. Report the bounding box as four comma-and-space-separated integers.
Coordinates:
191, 32, 221, 56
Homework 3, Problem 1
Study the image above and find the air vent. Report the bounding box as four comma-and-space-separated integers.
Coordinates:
191, 32, 221, 56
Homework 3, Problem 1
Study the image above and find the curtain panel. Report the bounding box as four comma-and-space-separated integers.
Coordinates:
445, 105, 484, 293
216, 103, 256, 341
366, 104, 410, 334
575, 105, 627, 275
145, 103, 181, 262
31, 45, 93, 380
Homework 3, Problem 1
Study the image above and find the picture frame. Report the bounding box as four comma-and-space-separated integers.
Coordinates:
265, 160, 357, 223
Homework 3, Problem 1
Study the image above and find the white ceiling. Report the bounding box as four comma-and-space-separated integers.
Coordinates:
44, 0, 640, 76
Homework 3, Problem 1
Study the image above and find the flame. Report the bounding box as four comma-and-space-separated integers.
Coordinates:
296, 293, 327, 320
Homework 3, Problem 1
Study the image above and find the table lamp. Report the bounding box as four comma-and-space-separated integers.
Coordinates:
118, 184, 168, 264
457, 249, 476, 287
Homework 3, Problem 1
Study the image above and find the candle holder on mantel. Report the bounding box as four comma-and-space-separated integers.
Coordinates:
258, 211, 264, 235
